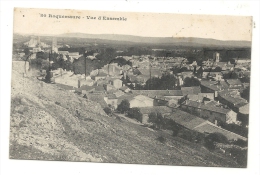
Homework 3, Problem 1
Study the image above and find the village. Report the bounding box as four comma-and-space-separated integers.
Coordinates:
14, 35, 251, 151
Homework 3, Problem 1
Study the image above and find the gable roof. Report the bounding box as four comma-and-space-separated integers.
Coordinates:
139, 106, 172, 115
183, 100, 231, 114
165, 109, 206, 130
238, 103, 249, 115
226, 79, 242, 86
132, 90, 183, 98
193, 121, 247, 141
181, 86, 201, 95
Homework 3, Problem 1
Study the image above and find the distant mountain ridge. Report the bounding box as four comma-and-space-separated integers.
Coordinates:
14, 33, 251, 48
56, 33, 251, 48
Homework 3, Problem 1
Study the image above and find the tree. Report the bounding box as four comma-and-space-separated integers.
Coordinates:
148, 112, 164, 129
103, 107, 112, 116
241, 86, 250, 102
240, 76, 250, 83
127, 107, 142, 122
183, 77, 200, 87
44, 67, 52, 83
214, 66, 222, 72
24, 48, 30, 55
117, 99, 130, 114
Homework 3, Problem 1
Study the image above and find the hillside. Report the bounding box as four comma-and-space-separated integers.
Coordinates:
10, 62, 240, 167
14, 33, 251, 48
56, 33, 251, 48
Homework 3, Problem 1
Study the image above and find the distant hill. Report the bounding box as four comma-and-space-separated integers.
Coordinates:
56, 33, 251, 48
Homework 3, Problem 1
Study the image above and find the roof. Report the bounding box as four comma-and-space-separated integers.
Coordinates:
117, 93, 136, 105
193, 121, 247, 141
238, 103, 249, 115
94, 85, 105, 91
55, 83, 75, 90
107, 93, 117, 99
183, 100, 231, 114
134, 95, 153, 101
226, 79, 242, 86
219, 91, 247, 105
181, 86, 201, 95
139, 106, 172, 115
96, 71, 108, 77
132, 90, 183, 98
78, 85, 95, 91
119, 86, 130, 91
187, 94, 199, 101
200, 80, 221, 91
165, 109, 206, 130
87, 94, 107, 108
137, 68, 162, 77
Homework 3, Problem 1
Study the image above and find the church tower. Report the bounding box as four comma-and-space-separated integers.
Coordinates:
213, 52, 220, 62
52, 37, 58, 53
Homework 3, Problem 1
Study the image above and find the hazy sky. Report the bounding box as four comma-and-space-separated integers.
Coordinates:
14, 8, 252, 41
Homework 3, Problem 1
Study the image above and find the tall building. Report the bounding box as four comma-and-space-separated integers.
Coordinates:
52, 37, 58, 53
213, 52, 220, 62
37, 36, 41, 46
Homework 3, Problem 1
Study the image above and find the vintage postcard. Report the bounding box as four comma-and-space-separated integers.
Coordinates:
10, 7, 252, 168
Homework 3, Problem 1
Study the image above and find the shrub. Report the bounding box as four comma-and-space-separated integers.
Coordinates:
127, 107, 142, 123
117, 99, 130, 114
204, 132, 228, 150
232, 139, 248, 147
148, 112, 164, 129
103, 107, 112, 116
157, 136, 166, 144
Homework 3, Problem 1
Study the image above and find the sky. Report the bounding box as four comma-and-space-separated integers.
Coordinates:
13, 8, 252, 41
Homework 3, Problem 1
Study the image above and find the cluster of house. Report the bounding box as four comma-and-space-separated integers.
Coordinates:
48, 52, 250, 142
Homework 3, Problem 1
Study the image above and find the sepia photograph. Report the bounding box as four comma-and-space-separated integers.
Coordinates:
6, 5, 255, 172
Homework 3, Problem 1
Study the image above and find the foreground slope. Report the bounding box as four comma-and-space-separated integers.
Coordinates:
9, 64, 239, 167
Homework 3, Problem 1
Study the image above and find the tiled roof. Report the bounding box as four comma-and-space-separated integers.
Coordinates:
165, 109, 206, 130
200, 80, 220, 91
107, 93, 117, 99
193, 121, 247, 141
139, 106, 172, 115
87, 94, 107, 108
132, 90, 183, 98
55, 83, 75, 90
183, 100, 231, 114
239, 103, 249, 115
119, 86, 130, 91
181, 86, 201, 95
226, 79, 242, 85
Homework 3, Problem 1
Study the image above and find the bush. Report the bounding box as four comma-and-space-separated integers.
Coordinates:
127, 107, 142, 123
157, 136, 166, 144
204, 132, 228, 150
148, 112, 164, 129
117, 99, 130, 114
103, 107, 112, 116
232, 139, 248, 147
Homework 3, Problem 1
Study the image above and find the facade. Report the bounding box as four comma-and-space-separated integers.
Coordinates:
104, 94, 118, 109
139, 106, 173, 124
181, 100, 237, 125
